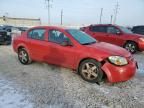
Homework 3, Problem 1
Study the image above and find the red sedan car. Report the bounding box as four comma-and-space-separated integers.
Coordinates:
13, 26, 137, 83
81, 24, 144, 54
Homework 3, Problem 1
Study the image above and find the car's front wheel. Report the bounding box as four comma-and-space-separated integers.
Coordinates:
18, 48, 31, 65
79, 59, 103, 83
124, 41, 138, 54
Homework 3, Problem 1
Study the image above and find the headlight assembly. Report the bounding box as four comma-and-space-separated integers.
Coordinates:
108, 56, 128, 66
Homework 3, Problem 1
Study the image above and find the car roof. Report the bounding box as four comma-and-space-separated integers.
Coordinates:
30, 26, 69, 30
90, 24, 118, 27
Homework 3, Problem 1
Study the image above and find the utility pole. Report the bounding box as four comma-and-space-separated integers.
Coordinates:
61, 9, 63, 25
99, 8, 103, 24
45, 0, 52, 25
113, 2, 120, 24
3, 12, 9, 25
110, 15, 113, 24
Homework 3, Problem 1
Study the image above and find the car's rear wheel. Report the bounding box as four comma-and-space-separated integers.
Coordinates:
124, 41, 138, 54
18, 48, 31, 65
79, 59, 103, 83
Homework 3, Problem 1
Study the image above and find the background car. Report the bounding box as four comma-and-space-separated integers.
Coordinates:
16, 27, 29, 32
0, 29, 11, 45
132, 26, 144, 35
13, 26, 137, 83
1, 25, 22, 42
81, 24, 144, 53
2, 25, 22, 34
0, 26, 3, 30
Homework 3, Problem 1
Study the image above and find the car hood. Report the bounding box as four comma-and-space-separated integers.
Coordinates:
86, 42, 131, 59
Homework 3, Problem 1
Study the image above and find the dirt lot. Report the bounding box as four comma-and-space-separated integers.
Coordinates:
0, 46, 144, 108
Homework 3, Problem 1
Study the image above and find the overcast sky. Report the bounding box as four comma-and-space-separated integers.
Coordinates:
0, 0, 144, 26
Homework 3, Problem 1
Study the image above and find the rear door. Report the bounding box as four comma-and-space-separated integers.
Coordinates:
106, 26, 125, 46
88, 25, 108, 42
27, 28, 47, 61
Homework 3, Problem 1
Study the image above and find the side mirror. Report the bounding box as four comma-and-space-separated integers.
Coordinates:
61, 39, 72, 46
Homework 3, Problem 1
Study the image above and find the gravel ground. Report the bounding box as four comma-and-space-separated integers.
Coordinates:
0, 45, 144, 108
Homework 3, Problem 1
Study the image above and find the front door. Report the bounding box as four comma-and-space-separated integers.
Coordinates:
45, 29, 78, 68
106, 26, 125, 46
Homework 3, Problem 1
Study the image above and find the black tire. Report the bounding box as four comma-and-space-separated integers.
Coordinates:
78, 59, 103, 83
18, 48, 32, 65
124, 41, 138, 54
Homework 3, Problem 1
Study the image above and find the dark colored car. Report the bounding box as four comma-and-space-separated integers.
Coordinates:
0, 30, 11, 45
81, 24, 144, 53
17, 27, 29, 32
2, 25, 21, 33
13, 26, 137, 83
1, 25, 22, 42
132, 26, 144, 35
0, 26, 3, 30
2, 25, 13, 32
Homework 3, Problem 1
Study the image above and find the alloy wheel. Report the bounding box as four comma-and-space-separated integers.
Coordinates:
81, 62, 98, 80
125, 43, 136, 53
18, 49, 28, 64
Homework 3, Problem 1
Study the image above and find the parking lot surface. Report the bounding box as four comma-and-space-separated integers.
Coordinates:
0, 46, 144, 108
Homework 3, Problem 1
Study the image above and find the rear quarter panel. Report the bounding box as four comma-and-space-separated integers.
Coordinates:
13, 33, 29, 53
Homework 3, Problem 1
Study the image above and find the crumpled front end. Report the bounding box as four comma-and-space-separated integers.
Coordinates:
101, 56, 137, 83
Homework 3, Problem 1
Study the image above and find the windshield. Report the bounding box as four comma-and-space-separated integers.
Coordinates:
119, 26, 133, 34
67, 29, 96, 45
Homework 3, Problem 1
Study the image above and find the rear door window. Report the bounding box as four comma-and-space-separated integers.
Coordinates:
28, 29, 46, 40
90, 26, 107, 33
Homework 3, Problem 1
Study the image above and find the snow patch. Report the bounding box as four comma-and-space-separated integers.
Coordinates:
0, 79, 33, 108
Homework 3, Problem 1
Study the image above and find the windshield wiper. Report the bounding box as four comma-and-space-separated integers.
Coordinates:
82, 41, 96, 45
